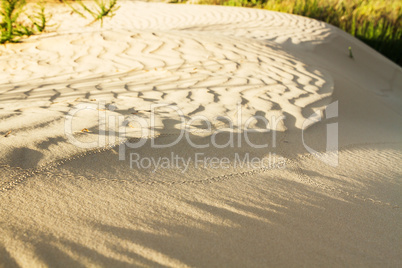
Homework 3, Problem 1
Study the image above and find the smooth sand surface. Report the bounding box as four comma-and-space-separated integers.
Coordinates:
0, 1, 401, 267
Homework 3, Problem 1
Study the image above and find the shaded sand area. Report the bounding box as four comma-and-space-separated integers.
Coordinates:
1, 1, 402, 266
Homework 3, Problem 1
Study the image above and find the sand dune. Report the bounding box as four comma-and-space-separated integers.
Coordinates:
0, 1, 401, 267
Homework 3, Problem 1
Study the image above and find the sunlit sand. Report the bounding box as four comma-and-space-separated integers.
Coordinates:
0, 1, 401, 266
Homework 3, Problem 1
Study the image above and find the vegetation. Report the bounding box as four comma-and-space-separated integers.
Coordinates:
1, 0, 32, 43
0, 0, 50, 44
2, 0, 400, 65
62, 0, 120, 27
193, 0, 402, 65
29, 1, 51, 33
0, 0, 119, 44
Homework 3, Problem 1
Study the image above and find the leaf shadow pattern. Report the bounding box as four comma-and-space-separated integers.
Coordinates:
2, 166, 400, 267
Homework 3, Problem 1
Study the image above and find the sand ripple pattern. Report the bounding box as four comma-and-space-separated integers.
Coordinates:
0, 2, 333, 172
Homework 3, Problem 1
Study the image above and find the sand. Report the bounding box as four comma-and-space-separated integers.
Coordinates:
0, 1, 401, 267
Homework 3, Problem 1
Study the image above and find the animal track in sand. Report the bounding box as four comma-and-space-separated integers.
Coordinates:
1, 141, 401, 210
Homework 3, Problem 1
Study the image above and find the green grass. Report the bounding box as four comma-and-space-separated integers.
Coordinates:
193, 0, 402, 66
62, 0, 120, 27
1, 0, 31, 43
0, 0, 50, 44
29, 1, 52, 33
0, 0, 119, 44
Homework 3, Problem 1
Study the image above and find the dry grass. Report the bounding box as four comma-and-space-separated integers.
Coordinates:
194, 0, 402, 65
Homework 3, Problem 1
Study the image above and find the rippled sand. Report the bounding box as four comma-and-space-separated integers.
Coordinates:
0, 1, 401, 266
